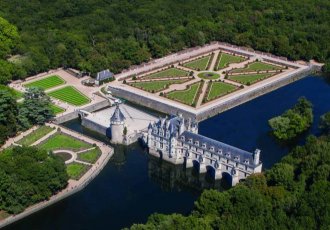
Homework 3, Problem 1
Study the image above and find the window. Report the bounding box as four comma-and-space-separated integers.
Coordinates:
202, 143, 206, 148
218, 149, 223, 154
194, 141, 199, 146
210, 146, 215, 151
160, 143, 163, 149
189, 139, 192, 144
181, 136, 185, 141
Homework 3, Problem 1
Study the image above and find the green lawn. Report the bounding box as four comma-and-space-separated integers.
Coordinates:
0, 85, 23, 99
143, 68, 189, 79
24, 75, 65, 90
231, 61, 284, 73
17, 126, 55, 146
167, 82, 201, 106
39, 132, 92, 151
216, 53, 245, 70
183, 55, 211, 71
206, 82, 237, 101
47, 86, 90, 106
50, 104, 65, 114
130, 79, 186, 92
78, 148, 101, 163
198, 72, 220, 80
229, 73, 274, 84
66, 162, 89, 180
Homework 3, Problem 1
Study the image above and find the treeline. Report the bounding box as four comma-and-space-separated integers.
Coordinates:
0, 0, 330, 82
0, 87, 54, 145
0, 146, 68, 214
129, 114, 330, 229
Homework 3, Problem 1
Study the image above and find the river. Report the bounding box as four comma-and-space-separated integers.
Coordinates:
6, 76, 330, 230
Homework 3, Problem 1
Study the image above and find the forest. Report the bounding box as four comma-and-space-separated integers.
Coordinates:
0, 146, 68, 214
129, 114, 330, 229
0, 0, 329, 83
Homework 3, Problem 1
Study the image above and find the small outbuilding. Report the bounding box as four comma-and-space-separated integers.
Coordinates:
95, 69, 114, 86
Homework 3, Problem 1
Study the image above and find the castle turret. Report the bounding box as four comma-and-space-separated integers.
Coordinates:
110, 104, 126, 144
253, 149, 261, 165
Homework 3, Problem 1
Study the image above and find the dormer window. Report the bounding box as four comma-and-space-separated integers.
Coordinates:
210, 146, 215, 151
181, 136, 185, 141
153, 129, 157, 134
234, 156, 239, 161
217, 149, 223, 154
244, 159, 249, 164
202, 143, 206, 148
188, 139, 193, 144
194, 141, 199, 146
226, 152, 230, 158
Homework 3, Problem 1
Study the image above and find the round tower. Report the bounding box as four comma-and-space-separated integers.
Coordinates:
110, 104, 126, 144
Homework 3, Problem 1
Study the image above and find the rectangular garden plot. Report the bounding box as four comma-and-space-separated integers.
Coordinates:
230, 61, 284, 73
215, 53, 246, 70
39, 132, 92, 151
77, 148, 101, 164
128, 79, 189, 93
182, 55, 212, 71
17, 126, 55, 146
47, 86, 90, 106
204, 81, 238, 103
142, 68, 189, 79
165, 81, 203, 107
24, 75, 65, 90
228, 73, 274, 85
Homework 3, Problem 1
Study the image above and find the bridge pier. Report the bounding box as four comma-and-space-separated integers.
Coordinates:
215, 169, 222, 179
199, 163, 207, 174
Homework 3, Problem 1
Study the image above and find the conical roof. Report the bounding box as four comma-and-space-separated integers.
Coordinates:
110, 104, 125, 123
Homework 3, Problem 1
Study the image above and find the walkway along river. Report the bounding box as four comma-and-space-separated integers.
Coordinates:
5, 76, 330, 230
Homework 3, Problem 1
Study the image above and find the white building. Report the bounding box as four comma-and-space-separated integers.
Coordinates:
147, 114, 262, 186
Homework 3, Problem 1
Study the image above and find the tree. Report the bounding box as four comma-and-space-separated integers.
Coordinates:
0, 90, 18, 137
0, 17, 19, 58
21, 87, 54, 126
319, 112, 330, 134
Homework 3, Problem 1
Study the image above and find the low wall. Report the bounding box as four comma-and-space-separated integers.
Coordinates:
196, 65, 319, 121
54, 100, 111, 124
81, 117, 108, 136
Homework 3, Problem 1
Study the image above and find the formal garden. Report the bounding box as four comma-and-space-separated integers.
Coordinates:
123, 50, 290, 108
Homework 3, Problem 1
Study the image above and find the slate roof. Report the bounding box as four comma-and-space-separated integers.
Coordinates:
180, 131, 256, 165
153, 115, 182, 137
110, 105, 125, 123
96, 69, 114, 81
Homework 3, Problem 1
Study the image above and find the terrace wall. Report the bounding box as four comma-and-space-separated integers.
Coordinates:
55, 99, 111, 124
196, 65, 321, 121
109, 86, 196, 120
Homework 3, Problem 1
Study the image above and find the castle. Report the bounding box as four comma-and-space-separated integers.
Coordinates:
146, 114, 262, 186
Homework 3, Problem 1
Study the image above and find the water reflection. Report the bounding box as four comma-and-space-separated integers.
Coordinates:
148, 155, 230, 193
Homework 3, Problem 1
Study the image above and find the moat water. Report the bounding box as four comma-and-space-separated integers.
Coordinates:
7, 76, 330, 230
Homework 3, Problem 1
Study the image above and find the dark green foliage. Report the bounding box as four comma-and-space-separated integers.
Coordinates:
0, 88, 54, 144
0, 146, 68, 214
319, 112, 330, 134
130, 131, 330, 230
0, 0, 329, 78
268, 97, 313, 140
